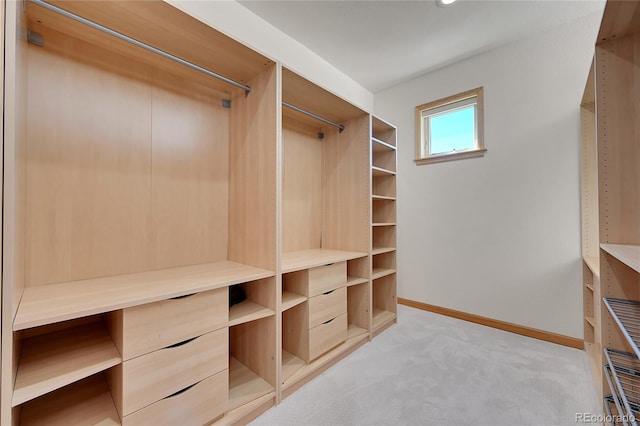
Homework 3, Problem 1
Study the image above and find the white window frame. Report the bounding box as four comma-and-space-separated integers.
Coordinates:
415, 87, 486, 165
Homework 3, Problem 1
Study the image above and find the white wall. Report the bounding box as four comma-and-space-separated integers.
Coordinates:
167, 0, 374, 112
374, 12, 603, 339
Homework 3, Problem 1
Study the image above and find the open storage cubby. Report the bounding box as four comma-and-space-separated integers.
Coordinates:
580, 1, 640, 418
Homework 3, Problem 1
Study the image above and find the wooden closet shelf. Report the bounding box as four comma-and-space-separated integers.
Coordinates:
14, 261, 274, 331
372, 194, 396, 201
372, 308, 396, 332
372, 137, 397, 152
282, 249, 367, 273
347, 323, 368, 340
372, 247, 396, 256
372, 166, 396, 176
228, 357, 274, 412
603, 298, 640, 360
601, 244, 640, 274
372, 222, 396, 227
372, 268, 396, 280
13, 323, 121, 407
281, 350, 306, 384
282, 291, 307, 311
346, 276, 369, 287
20, 374, 120, 426
229, 301, 275, 327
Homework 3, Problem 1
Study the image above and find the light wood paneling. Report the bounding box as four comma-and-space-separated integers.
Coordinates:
596, 34, 640, 245
281, 248, 366, 273
308, 313, 347, 361
597, 0, 640, 43
282, 115, 322, 252
347, 283, 370, 331
228, 358, 274, 413
25, 32, 152, 287
229, 65, 278, 270
322, 114, 371, 253
282, 303, 308, 362
308, 287, 347, 329
151, 76, 229, 269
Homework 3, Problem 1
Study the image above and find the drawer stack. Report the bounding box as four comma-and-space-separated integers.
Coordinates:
283, 262, 348, 362
106, 288, 229, 425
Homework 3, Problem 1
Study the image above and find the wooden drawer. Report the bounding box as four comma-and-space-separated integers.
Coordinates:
116, 287, 227, 360
120, 327, 227, 416
122, 370, 228, 426
308, 287, 346, 329
308, 313, 347, 361
308, 262, 346, 297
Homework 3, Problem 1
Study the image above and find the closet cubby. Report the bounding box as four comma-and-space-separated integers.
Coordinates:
1, 1, 398, 423
372, 274, 398, 335
581, 1, 640, 418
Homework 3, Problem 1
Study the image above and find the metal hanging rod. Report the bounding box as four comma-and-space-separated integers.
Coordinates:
283, 101, 345, 132
29, 0, 252, 95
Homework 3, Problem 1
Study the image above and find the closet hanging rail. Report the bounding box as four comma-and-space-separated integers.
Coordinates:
29, 0, 252, 95
283, 102, 345, 132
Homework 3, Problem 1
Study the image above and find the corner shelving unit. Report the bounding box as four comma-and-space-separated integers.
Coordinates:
371, 116, 398, 336
581, 1, 640, 420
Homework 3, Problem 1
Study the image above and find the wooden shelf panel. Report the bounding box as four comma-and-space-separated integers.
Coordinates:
372, 222, 396, 227
281, 350, 306, 384
281, 291, 306, 311
15, 260, 274, 331
20, 374, 120, 426
347, 324, 368, 340
228, 357, 274, 412
372, 137, 396, 152
586, 283, 595, 292
282, 331, 369, 391
229, 301, 275, 327
585, 316, 596, 327
372, 194, 396, 201
372, 166, 396, 177
372, 247, 396, 256
13, 323, 121, 406
282, 249, 367, 273
601, 244, 640, 274
346, 276, 368, 287
583, 255, 600, 278
372, 268, 396, 280
372, 308, 396, 332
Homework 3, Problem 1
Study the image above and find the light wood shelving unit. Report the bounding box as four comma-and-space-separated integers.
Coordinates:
371, 117, 398, 336
0, 1, 398, 424
581, 0, 640, 418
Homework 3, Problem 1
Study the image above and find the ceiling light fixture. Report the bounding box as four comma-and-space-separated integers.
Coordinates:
436, 0, 458, 7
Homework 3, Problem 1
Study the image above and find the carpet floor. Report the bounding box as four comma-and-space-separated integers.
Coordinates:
252, 304, 600, 426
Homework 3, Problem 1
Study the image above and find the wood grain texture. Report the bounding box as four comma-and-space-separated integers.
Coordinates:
597, 0, 640, 43
228, 64, 278, 270
15, 261, 273, 330
322, 114, 371, 253
151, 76, 229, 269
308, 313, 347, 361
347, 283, 370, 331
372, 116, 397, 147
25, 31, 152, 287
399, 298, 584, 349
308, 287, 347, 329
227, 358, 274, 413
123, 371, 227, 426
230, 316, 277, 389
118, 287, 228, 360
119, 328, 227, 416
581, 64, 599, 262
596, 34, 640, 245
601, 244, 640, 274
282, 303, 309, 362
20, 374, 120, 426
281, 248, 367, 273
2, 2, 28, 424
282, 114, 323, 252
13, 323, 121, 406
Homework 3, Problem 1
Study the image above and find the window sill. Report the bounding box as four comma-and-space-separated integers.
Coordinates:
414, 148, 487, 165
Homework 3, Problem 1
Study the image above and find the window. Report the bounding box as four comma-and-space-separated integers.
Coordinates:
415, 87, 485, 165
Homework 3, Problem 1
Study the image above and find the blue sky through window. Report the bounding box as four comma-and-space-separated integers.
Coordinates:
429, 106, 475, 154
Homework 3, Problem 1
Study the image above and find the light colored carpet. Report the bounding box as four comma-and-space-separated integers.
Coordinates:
252, 304, 601, 426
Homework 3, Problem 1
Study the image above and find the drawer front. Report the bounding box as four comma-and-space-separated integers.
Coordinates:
308, 262, 346, 297
123, 370, 228, 426
308, 313, 347, 361
122, 287, 227, 360
122, 327, 228, 416
308, 287, 346, 329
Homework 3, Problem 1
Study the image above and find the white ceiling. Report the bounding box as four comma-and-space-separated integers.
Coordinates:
238, 0, 605, 93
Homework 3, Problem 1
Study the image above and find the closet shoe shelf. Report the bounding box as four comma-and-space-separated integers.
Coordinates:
604, 298, 640, 360
603, 349, 640, 426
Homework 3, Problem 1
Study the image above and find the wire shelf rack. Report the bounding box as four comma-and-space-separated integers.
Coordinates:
604, 298, 640, 360
604, 349, 640, 426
